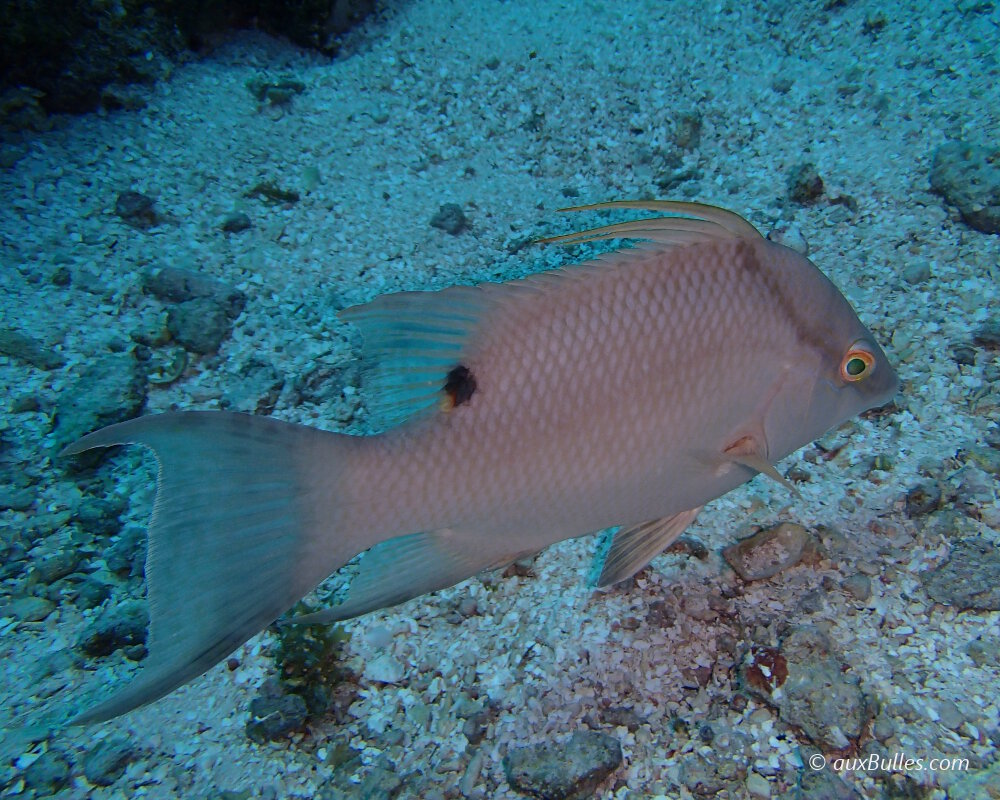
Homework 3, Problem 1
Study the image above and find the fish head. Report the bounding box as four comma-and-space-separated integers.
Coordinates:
749, 239, 899, 462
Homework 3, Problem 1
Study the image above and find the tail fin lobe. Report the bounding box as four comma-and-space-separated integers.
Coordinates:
64, 411, 353, 725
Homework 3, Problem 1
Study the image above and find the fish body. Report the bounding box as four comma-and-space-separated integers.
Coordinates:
61, 201, 897, 723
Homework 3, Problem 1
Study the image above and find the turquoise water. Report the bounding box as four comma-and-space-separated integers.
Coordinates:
1, 1, 998, 797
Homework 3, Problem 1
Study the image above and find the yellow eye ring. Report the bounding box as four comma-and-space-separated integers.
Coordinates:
840, 344, 876, 382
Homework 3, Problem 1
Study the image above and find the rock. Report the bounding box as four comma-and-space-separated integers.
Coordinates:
947, 759, 1000, 800
245, 693, 309, 743
247, 77, 307, 106
771, 75, 793, 93
74, 575, 114, 609
357, 762, 404, 800
903, 482, 941, 517
82, 737, 136, 787
78, 599, 148, 658
937, 699, 964, 730
153, 279, 243, 352
742, 626, 872, 753
787, 163, 824, 204
673, 111, 702, 150
463, 707, 491, 745
0, 328, 65, 370
794, 763, 862, 799
966, 636, 1000, 667
364, 653, 405, 684
3, 595, 55, 622
74, 495, 126, 537
10, 393, 42, 413
840, 573, 872, 601
901, 262, 931, 285
222, 360, 285, 414
0, 87, 51, 132
143, 267, 246, 316
0, 486, 34, 511
50, 265, 72, 286
34, 550, 81, 584
289, 360, 360, 408
766, 224, 809, 255
677, 725, 752, 794
100, 83, 149, 111
33, 648, 80, 681
1, 4, 180, 115
600, 706, 644, 733
722, 523, 814, 581
503, 556, 536, 578
52, 352, 147, 456
502, 730, 622, 800
872, 713, 895, 742
921, 539, 1000, 610
21, 749, 71, 792
746, 771, 771, 798
952, 342, 977, 366
221, 212, 253, 233
167, 297, 236, 355
103, 525, 146, 577
930, 140, 1000, 234
115, 191, 159, 229
973, 319, 1000, 349
430, 203, 469, 235
246, 182, 300, 203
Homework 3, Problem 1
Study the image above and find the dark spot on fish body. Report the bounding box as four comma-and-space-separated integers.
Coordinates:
443, 364, 477, 410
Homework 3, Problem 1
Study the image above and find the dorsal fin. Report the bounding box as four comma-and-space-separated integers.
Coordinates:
537, 200, 763, 247
343, 200, 762, 429
339, 285, 492, 429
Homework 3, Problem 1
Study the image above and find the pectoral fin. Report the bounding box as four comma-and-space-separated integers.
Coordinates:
597, 507, 703, 588
724, 436, 801, 497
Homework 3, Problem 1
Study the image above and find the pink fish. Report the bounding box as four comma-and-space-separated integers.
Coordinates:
63, 200, 897, 723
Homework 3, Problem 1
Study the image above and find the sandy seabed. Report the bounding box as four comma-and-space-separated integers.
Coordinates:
1, 0, 999, 797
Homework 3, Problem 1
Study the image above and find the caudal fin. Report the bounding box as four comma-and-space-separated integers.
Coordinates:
62, 411, 358, 725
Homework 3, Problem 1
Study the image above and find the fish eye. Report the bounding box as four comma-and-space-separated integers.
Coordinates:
840, 342, 876, 382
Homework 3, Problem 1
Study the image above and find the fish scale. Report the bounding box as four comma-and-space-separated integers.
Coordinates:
55, 200, 897, 725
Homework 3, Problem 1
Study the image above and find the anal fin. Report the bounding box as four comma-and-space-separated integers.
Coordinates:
291, 528, 523, 624
597, 507, 703, 588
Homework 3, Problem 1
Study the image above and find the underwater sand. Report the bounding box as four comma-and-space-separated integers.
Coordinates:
1, 0, 999, 797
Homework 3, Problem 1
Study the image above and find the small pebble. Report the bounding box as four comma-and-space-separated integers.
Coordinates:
841, 573, 872, 601
937, 699, 964, 731
114, 190, 158, 228
787, 163, 824, 204
966, 637, 999, 667
221, 212, 252, 233
22, 750, 70, 792
951, 343, 976, 366
872, 714, 895, 742
902, 262, 931, 285
0, 487, 34, 511
973, 319, 1000, 349
904, 483, 941, 516
82, 737, 136, 787
245, 693, 308, 743
3, 596, 55, 622
429, 203, 468, 235
364, 653, 405, 684
746, 772, 771, 798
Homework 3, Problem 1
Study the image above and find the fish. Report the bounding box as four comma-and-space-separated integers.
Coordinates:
60, 200, 898, 724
